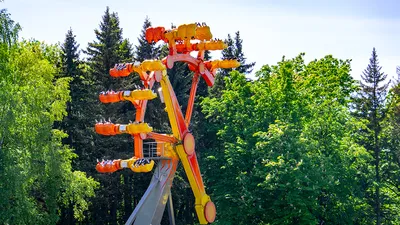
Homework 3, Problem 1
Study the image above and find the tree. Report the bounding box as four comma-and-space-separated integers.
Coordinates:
56, 28, 104, 224
220, 31, 255, 75
210, 31, 255, 97
380, 66, 400, 224
0, 9, 20, 47
352, 48, 390, 225
83, 7, 136, 224
133, 16, 160, 62
61, 28, 80, 78
201, 54, 368, 224
0, 37, 98, 224
85, 6, 132, 87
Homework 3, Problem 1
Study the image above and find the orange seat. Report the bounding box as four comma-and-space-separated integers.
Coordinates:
110, 63, 133, 77
96, 160, 121, 173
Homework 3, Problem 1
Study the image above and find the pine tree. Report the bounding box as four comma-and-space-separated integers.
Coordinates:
58, 28, 76, 220
83, 7, 135, 224
58, 28, 97, 159
85, 6, 130, 88
398, 66, 400, 78
222, 31, 255, 75
59, 27, 81, 150
353, 48, 390, 225
134, 16, 160, 62
210, 31, 255, 97
61, 28, 80, 77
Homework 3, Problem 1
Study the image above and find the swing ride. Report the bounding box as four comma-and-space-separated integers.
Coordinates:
94, 22, 240, 225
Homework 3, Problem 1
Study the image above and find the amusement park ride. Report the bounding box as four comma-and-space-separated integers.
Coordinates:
94, 22, 239, 225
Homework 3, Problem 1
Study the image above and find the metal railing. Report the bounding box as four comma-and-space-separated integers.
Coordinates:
143, 142, 165, 158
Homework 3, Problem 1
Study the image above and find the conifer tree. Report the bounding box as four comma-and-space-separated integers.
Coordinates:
59, 28, 84, 139
85, 6, 132, 88
210, 31, 255, 97
58, 29, 99, 222
134, 16, 160, 62
58, 28, 98, 193
222, 31, 255, 75
353, 48, 390, 225
83, 7, 135, 224
380, 66, 400, 224
61, 28, 80, 78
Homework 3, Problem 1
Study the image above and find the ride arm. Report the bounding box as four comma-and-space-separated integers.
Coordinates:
159, 72, 214, 224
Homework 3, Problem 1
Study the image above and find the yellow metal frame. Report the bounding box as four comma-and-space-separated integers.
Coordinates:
160, 72, 211, 224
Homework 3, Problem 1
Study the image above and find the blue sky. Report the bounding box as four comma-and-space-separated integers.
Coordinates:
4, 0, 399, 80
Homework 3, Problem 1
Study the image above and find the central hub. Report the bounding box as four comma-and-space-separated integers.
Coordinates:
183, 133, 195, 156
204, 201, 216, 223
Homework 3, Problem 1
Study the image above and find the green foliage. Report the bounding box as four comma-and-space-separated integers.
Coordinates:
133, 16, 161, 62
225, 31, 255, 74
4, 6, 399, 224
352, 48, 391, 225
201, 54, 370, 224
78, 7, 142, 224
85, 6, 132, 86
210, 31, 255, 98
0, 40, 98, 224
379, 66, 400, 224
0, 9, 21, 47
61, 28, 80, 77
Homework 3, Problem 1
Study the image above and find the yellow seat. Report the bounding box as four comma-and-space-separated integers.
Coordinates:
186, 23, 196, 38
165, 30, 177, 42
204, 40, 226, 50
141, 60, 166, 71
196, 26, 212, 40
126, 123, 153, 134
122, 89, 157, 101
131, 159, 154, 173
177, 23, 196, 39
197, 42, 205, 50
121, 158, 155, 173
210, 59, 240, 70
